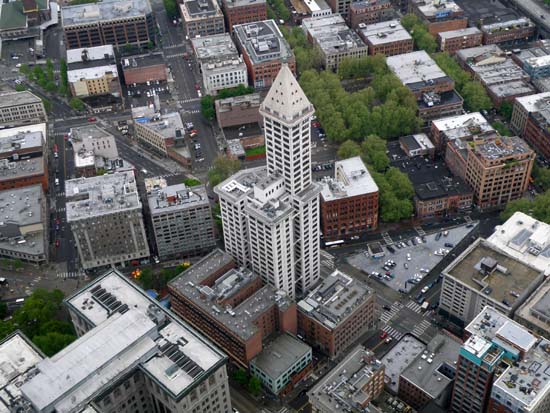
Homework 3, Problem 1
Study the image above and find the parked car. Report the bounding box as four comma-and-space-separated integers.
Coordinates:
87, 117, 96, 122
380, 331, 388, 339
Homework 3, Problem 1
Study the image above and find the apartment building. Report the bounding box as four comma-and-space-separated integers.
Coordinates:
357, 20, 413, 56
146, 178, 215, 259
308, 346, 385, 413
386, 50, 463, 122
233, 20, 295, 89
451, 307, 550, 413
445, 134, 534, 209
65, 171, 150, 270
121, 53, 167, 86
347, 0, 394, 29
511, 42, 550, 79
70, 124, 118, 177
302, 14, 369, 71
320, 156, 379, 241
297, 270, 376, 359
0, 123, 48, 191
438, 27, 482, 55
481, 17, 536, 46
439, 238, 545, 326
409, 0, 467, 36
215, 93, 262, 128
191, 34, 248, 95
431, 111, 494, 151
168, 249, 297, 368
222, 0, 267, 32
0, 91, 47, 128
179, 0, 225, 39
61, 0, 155, 49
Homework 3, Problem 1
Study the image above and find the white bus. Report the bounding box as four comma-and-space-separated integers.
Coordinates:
325, 239, 344, 248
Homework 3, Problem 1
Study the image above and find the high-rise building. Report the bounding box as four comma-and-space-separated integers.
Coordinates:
215, 65, 321, 298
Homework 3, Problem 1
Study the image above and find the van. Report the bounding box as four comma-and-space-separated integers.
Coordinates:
55, 178, 59, 186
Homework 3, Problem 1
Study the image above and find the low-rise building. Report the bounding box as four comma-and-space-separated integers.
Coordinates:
233, 20, 295, 89
70, 124, 119, 177
297, 269, 376, 359
0, 123, 47, 191
0, 185, 47, 264
65, 171, 150, 270
445, 134, 534, 209
431, 112, 494, 151
398, 333, 462, 411
61, 0, 155, 50
121, 52, 167, 86
0, 91, 47, 129
511, 41, 550, 79
438, 27, 483, 55
179, 0, 225, 39
347, 0, 394, 29
308, 346, 384, 413
439, 238, 545, 326
168, 249, 297, 369
302, 14, 369, 71
480, 17, 535, 46
409, 0, 467, 36
510, 92, 550, 160
222, 0, 267, 32
398, 133, 435, 158
146, 178, 215, 259
250, 334, 312, 396
381, 335, 426, 394
386, 50, 463, 122
358, 20, 413, 56
319, 156, 379, 240
515, 277, 550, 338
289, 0, 332, 20
67, 45, 121, 99
456, 45, 535, 108
191, 34, 248, 95
215, 93, 262, 128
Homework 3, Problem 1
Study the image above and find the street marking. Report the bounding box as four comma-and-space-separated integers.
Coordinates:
406, 300, 422, 313
165, 52, 188, 59
382, 325, 404, 340
412, 319, 432, 339
178, 98, 200, 104
380, 301, 402, 324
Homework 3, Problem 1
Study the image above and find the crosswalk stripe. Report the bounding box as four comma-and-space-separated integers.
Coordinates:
406, 300, 422, 313
383, 325, 404, 340
179, 98, 200, 104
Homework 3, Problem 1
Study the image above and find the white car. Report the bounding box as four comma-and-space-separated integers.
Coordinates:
406, 253, 411, 261
421, 286, 430, 294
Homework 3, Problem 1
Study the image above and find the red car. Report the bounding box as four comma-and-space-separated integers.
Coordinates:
55, 218, 61, 225
87, 117, 96, 122
312, 121, 320, 128
380, 331, 388, 339
55, 239, 60, 248
194, 84, 200, 90
64, 134, 69, 140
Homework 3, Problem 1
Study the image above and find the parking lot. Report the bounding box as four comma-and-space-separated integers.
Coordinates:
348, 223, 476, 293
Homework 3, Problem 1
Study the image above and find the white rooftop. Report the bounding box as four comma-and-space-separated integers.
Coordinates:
432, 112, 494, 141
66, 45, 115, 64
439, 27, 481, 39
0, 334, 42, 390
514, 92, 550, 113
321, 156, 378, 201
386, 51, 447, 86
360, 20, 412, 45
67, 65, 119, 83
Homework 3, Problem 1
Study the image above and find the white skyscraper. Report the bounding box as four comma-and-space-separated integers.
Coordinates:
215, 64, 321, 298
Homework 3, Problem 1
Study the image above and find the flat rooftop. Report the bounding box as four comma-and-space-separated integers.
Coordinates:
514, 92, 550, 113
360, 20, 412, 45
233, 20, 293, 65
0, 91, 41, 108
467, 58, 530, 86
381, 335, 426, 394
180, 0, 223, 21
472, 135, 532, 161
413, 0, 462, 18
438, 26, 481, 39
308, 346, 383, 412
321, 156, 378, 202
456, 44, 503, 63
214, 166, 267, 203
65, 170, 141, 221
0, 130, 42, 155
70, 124, 113, 142
68, 64, 119, 83
61, 0, 152, 27
516, 276, 550, 335
400, 334, 462, 399
445, 239, 543, 307
135, 112, 184, 139
481, 17, 534, 33
66, 45, 115, 64
386, 51, 449, 89
191, 34, 239, 62
148, 182, 209, 214
251, 334, 311, 379
297, 270, 372, 330
121, 52, 166, 69
432, 112, 494, 141
303, 15, 367, 54
224, 0, 267, 8
488, 211, 550, 275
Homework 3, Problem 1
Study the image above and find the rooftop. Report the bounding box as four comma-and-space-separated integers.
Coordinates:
359, 20, 412, 45
297, 270, 373, 330
400, 333, 462, 399
456, 44, 503, 64
216, 93, 261, 112
445, 238, 543, 308
0, 91, 42, 109
471, 135, 532, 161
0, 130, 43, 155
466, 58, 530, 86
67, 65, 119, 83
308, 346, 383, 413
514, 92, 550, 113
488, 211, 550, 275
481, 17, 534, 33
386, 51, 450, 90
214, 166, 267, 203
134, 112, 184, 140
65, 170, 141, 221
381, 335, 426, 393
516, 276, 550, 335
61, 0, 152, 27
179, 0, 223, 21
438, 26, 481, 39
413, 0, 462, 19
121, 52, 166, 70
224, 0, 267, 8
148, 182, 209, 215
169, 249, 293, 340
251, 334, 311, 379
66, 45, 115, 64
245, 175, 293, 224
321, 156, 378, 201
191, 33, 239, 62
302, 15, 367, 55
432, 112, 494, 141
233, 20, 293, 66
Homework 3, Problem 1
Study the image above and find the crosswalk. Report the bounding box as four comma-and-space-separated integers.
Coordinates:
57, 272, 86, 279
165, 52, 187, 59
184, 109, 200, 114
412, 319, 433, 339
178, 98, 200, 104
163, 44, 186, 50
55, 207, 66, 213
380, 301, 402, 324
382, 324, 404, 340
405, 300, 423, 313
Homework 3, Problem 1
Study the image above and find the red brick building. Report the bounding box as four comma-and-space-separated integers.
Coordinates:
410, 0, 467, 36
358, 20, 413, 56
168, 249, 298, 369
222, 0, 267, 32
523, 110, 550, 160
481, 18, 536, 46
215, 93, 262, 128
438, 27, 483, 55
121, 53, 167, 86
347, 0, 394, 29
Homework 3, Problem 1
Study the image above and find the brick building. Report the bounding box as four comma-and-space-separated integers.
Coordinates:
347, 0, 394, 29
431, 112, 494, 152
297, 270, 377, 359
438, 27, 482, 55
121, 53, 167, 86
179, 0, 225, 39
358, 20, 413, 56
168, 249, 297, 369
61, 0, 155, 50
233, 20, 295, 89
409, 0, 467, 36
320, 156, 378, 241
222, 0, 267, 32
215, 93, 262, 128
510, 92, 550, 136
481, 17, 536, 46
523, 109, 550, 161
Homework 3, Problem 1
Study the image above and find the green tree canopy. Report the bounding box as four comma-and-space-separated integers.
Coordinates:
69, 97, 85, 111
501, 192, 550, 223
499, 101, 513, 121
400, 14, 437, 53
532, 164, 550, 192
208, 156, 241, 187
248, 376, 262, 396
163, 0, 178, 19
200, 95, 215, 120
233, 368, 248, 385
337, 140, 361, 159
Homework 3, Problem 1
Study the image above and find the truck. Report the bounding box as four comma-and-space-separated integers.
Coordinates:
421, 301, 430, 311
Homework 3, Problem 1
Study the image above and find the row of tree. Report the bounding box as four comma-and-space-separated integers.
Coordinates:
400, 14, 438, 53
200, 84, 255, 120
280, 26, 324, 75
266, 0, 290, 22
137, 263, 191, 291
501, 191, 550, 224
337, 137, 415, 222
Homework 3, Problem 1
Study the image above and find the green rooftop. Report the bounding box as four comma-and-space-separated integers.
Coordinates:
0, 1, 27, 31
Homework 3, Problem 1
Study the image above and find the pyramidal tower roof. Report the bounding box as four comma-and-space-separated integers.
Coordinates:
260, 64, 314, 123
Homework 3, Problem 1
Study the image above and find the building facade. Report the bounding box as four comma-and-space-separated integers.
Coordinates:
511, 92, 550, 135
121, 53, 167, 86
222, 0, 267, 32
179, 0, 225, 39
481, 17, 536, 46
70, 124, 119, 177
347, 0, 394, 29
215, 93, 262, 128
65, 171, 150, 270
0, 91, 47, 128
438, 27, 483, 55
409, 0, 467, 36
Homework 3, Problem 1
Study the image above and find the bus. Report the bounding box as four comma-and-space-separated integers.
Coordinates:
325, 239, 344, 248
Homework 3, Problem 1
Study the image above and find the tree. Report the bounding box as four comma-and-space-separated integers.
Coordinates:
248, 376, 262, 396
12, 289, 65, 339
492, 121, 512, 136
233, 368, 247, 385
208, 156, 241, 187
200, 95, 215, 120
461, 81, 492, 112
45, 59, 55, 83
217, 84, 254, 100
0, 303, 7, 320
532, 164, 550, 192
337, 140, 361, 159
501, 192, 550, 223
499, 101, 513, 121
45, 81, 57, 93
32, 333, 76, 357
60, 58, 69, 96
400, 14, 421, 31
163, 0, 178, 18
69, 97, 85, 111
361, 135, 389, 173
139, 268, 154, 290
13, 259, 22, 270
42, 98, 52, 113
15, 83, 27, 92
